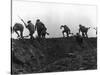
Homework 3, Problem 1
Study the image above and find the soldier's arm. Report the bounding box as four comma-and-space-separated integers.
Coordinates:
41, 22, 45, 27
42, 22, 47, 30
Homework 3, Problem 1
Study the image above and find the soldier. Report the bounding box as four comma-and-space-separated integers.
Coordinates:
12, 23, 24, 39
35, 19, 47, 38
20, 18, 35, 39
41, 28, 49, 38
60, 25, 71, 37
26, 20, 35, 39
79, 24, 90, 38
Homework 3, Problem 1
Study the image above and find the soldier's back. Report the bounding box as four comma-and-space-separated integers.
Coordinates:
64, 25, 70, 31
14, 23, 24, 30
36, 21, 46, 30
27, 23, 35, 32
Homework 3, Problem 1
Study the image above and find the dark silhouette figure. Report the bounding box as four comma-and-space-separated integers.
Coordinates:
21, 19, 35, 39
60, 25, 71, 37
26, 20, 35, 39
35, 19, 47, 38
79, 24, 90, 38
12, 23, 24, 39
41, 28, 49, 38
75, 33, 83, 47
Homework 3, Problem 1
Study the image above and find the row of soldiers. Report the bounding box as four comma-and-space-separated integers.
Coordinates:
11, 19, 49, 39
11, 18, 97, 39
60, 24, 91, 38
60, 24, 97, 47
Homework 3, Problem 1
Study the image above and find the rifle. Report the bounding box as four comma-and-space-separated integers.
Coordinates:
18, 16, 27, 27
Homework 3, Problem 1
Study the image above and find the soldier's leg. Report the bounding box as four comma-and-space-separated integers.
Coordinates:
37, 31, 39, 38
15, 30, 20, 38
20, 31, 23, 39
37, 30, 41, 38
30, 34, 32, 39
82, 32, 85, 37
85, 33, 88, 38
43, 33, 46, 38
38, 32, 41, 38
62, 31, 65, 37
41, 32, 44, 38
42, 34, 44, 38
67, 31, 69, 37
30, 33, 34, 39
40, 29, 44, 38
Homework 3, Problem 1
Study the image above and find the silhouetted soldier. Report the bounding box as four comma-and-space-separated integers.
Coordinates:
12, 23, 24, 39
26, 20, 35, 39
79, 24, 90, 38
41, 29, 49, 38
20, 18, 35, 39
35, 19, 47, 38
75, 33, 83, 47
60, 25, 71, 37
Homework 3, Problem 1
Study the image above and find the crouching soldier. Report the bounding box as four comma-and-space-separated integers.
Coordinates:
20, 17, 35, 39
21, 19, 35, 39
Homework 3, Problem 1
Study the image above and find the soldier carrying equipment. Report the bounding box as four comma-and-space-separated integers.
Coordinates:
12, 23, 24, 39
19, 16, 35, 39
79, 24, 90, 38
35, 19, 47, 38
60, 25, 71, 37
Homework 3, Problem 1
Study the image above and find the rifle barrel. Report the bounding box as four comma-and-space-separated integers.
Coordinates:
18, 16, 27, 27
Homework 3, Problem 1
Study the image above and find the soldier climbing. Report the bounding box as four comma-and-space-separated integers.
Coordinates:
35, 19, 47, 38
41, 29, 49, 38
19, 17, 35, 39
60, 25, 73, 37
79, 24, 90, 38
12, 23, 24, 39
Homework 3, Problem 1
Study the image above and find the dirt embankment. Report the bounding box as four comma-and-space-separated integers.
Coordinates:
11, 37, 97, 74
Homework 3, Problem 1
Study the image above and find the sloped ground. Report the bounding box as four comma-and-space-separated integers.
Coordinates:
11, 37, 97, 74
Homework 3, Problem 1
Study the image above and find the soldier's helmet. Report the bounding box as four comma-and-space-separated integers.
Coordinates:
27, 20, 31, 23
36, 19, 40, 22
61, 25, 64, 26
64, 25, 66, 26
79, 24, 82, 27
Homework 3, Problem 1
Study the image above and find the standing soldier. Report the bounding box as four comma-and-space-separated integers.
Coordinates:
26, 20, 35, 39
35, 19, 47, 38
20, 18, 35, 39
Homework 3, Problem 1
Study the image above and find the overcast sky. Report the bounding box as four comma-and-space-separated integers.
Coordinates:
12, 0, 97, 38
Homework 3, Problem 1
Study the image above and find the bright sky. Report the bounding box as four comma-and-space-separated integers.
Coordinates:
12, 0, 97, 38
